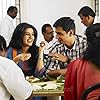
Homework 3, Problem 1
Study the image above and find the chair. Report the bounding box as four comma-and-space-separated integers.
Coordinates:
81, 83, 100, 100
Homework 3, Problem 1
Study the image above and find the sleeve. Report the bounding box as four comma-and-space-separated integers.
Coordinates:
34, 66, 46, 78
3, 60, 32, 100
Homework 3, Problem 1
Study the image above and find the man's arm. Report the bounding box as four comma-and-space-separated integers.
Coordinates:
47, 68, 67, 78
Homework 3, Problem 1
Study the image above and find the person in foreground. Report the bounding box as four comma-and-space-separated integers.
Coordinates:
0, 35, 32, 100
64, 23, 100, 100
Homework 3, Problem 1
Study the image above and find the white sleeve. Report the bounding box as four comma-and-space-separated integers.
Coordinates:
3, 60, 32, 100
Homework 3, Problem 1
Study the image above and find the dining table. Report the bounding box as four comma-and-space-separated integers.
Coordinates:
26, 76, 64, 100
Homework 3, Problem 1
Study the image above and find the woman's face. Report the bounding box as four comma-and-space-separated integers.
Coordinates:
23, 28, 35, 47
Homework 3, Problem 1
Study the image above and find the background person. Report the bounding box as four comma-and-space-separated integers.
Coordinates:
78, 6, 95, 27
0, 6, 18, 46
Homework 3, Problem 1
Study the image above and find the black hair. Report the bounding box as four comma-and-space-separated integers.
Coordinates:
7, 6, 17, 13
53, 17, 75, 33
0, 35, 6, 51
78, 6, 95, 17
41, 24, 52, 33
83, 23, 100, 69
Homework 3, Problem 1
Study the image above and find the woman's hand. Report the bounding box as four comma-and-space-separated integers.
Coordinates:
39, 41, 47, 53
13, 53, 31, 63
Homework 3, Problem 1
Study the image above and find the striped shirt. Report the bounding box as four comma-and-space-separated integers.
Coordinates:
44, 35, 87, 72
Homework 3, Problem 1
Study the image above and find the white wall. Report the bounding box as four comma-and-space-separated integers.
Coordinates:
20, 0, 91, 45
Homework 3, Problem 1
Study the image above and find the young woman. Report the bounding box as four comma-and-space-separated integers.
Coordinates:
7, 23, 45, 78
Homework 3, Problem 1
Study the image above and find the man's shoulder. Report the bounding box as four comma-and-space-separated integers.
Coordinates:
75, 34, 87, 42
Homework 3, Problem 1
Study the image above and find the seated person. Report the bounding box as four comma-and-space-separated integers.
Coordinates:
6, 23, 46, 78
45, 17, 87, 78
64, 23, 100, 100
0, 35, 33, 100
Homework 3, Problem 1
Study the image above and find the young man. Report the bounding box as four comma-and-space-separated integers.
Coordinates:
78, 6, 95, 27
0, 35, 33, 100
46, 17, 87, 77
0, 6, 18, 46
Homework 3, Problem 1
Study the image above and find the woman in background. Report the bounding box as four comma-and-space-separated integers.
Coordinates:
7, 23, 45, 78
64, 23, 100, 100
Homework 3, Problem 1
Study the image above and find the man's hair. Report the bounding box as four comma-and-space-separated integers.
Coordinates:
7, 6, 17, 13
53, 17, 75, 33
41, 24, 52, 34
78, 6, 95, 17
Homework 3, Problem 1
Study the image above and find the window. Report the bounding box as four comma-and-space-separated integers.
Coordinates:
92, 0, 99, 16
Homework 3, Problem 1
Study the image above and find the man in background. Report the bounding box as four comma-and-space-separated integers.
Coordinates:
0, 6, 18, 46
78, 6, 95, 27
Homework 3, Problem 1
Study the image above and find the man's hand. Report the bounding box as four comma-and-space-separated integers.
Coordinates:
49, 52, 69, 62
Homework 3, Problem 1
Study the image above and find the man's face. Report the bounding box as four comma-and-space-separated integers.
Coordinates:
43, 26, 54, 43
55, 26, 70, 44
79, 14, 94, 27
10, 8, 18, 19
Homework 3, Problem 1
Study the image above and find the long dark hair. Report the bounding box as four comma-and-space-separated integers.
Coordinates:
83, 23, 100, 69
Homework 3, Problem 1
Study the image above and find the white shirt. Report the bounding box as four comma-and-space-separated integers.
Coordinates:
44, 38, 58, 54
0, 15, 15, 46
0, 56, 32, 100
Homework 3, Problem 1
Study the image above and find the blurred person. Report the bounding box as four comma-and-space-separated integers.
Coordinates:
0, 6, 18, 46
41, 23, 57, 54
0, 35, 33, 100
64, 23, 100, 100
78, 6, 95, 27
6, 23, 45, 78
47, 17, 87, 77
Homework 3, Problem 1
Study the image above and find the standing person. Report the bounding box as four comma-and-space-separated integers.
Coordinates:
6, 23, 45, 78
0, 6, 18, 46
64, 23, 100, 100
47, 17, 87, 77
0, 35, 33, 100
78, 6, 95, 27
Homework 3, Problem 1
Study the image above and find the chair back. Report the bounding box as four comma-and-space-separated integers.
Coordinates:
81, 83, 100, 100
